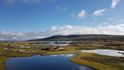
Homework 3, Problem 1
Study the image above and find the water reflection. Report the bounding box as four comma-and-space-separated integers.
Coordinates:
5, 55, 93, 70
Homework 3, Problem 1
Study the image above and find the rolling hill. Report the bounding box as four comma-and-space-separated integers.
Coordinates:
29, 34, 124, 42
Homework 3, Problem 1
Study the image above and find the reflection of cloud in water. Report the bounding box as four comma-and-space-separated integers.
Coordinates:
82, 49, 124, 57
50, 54, 74, 57
79, 65, 92, 70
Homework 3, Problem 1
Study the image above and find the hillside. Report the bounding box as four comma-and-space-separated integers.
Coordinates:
29, 34, 124, 42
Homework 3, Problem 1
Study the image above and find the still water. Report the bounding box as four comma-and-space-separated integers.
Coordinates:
5, 54, 93, 70
81, 49, 124, 57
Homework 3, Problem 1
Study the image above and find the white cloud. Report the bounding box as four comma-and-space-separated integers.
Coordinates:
78, 10, 86, 19
0, 23, 124, 40
93, 9, 106, 16
0, 31, 46, 40
111, 0, 120, 8
47, 24, 124, 35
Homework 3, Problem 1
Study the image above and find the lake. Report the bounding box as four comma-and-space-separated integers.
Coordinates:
33, 41, 71, 46
5, 54, 93, 70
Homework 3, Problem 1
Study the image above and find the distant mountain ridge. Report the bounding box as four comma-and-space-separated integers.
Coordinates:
29, 34, 124, 42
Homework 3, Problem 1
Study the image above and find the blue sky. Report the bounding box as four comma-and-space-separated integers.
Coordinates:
0, 0, 124, 40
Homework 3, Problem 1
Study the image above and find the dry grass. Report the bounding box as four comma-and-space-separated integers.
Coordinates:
0, 64, 4, 70
70, 53, 124, 70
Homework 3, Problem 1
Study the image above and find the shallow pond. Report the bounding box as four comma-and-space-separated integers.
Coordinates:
81, 49, 124, 57
5, 54, 93, 70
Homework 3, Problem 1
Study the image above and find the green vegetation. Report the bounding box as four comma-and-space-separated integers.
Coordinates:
0, 41, 124, 70
0, 57, 8, 70
70, 53, 124, 70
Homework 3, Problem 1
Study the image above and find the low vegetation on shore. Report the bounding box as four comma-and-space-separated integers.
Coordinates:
70, 53, 124, 70
0, 40, 124, 70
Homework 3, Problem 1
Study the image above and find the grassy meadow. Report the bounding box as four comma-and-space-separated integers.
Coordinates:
0, 41, 124, 70
70, 53, 124, 70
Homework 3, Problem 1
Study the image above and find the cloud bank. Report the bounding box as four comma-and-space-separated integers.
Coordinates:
0, 24, 124, 40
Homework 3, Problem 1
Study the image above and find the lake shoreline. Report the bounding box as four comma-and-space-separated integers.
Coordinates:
5, 53, 92, 70
70, 53, 124, 70
1, 49, 124, 70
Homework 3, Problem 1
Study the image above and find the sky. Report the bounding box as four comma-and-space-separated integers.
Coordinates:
0, 0, 124, 40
